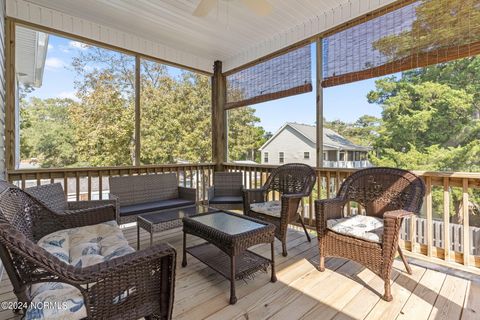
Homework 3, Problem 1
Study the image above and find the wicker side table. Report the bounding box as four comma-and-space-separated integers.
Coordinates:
137, 205, 214, 250
182, 211, 276, 304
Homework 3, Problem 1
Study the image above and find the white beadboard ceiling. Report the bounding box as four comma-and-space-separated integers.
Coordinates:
7, 0, 397, 73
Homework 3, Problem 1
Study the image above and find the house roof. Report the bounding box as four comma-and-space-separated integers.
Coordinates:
259, 122, 371, 152
15, 26, 49, 88
8, 0, 396, 73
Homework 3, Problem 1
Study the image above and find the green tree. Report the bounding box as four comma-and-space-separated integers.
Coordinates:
20, 97, 78, 167
227, 108, 266, 162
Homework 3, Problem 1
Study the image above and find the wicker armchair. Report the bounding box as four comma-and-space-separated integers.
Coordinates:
25, 182, 119, 222
243, 163, 316, 256
315, 167, 425, 301
0, 181, 176, 319
207, 172, 244, 210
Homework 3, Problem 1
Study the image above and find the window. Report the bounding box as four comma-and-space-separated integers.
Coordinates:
140, 58, 211, 164
323, 152, 327, 160
14, 25, 211, 169
264, 152, 269, 163
16, 25, 135, 168
339, 152, 345, 161
304, 152, 310, 160
279, 152, 284, 163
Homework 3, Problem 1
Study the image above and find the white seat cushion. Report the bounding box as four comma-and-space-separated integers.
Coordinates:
327, 215, 384, 243
250, 201, 281, 217
26, 221, 135, 320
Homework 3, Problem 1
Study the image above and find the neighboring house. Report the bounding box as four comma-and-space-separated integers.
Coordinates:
259, 122, 372, 168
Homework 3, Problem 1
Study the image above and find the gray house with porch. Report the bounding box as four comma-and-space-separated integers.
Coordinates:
259, 122, 371, 168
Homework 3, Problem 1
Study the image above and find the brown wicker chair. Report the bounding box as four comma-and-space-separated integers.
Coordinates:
25, 182, 119, 222
243, 163, 316, 257
315, 167, 425, 301
207, 172, 244, 210
0, 181, 176, 319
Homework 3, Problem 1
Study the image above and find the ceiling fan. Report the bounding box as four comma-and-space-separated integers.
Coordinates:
193, 0, 272, 17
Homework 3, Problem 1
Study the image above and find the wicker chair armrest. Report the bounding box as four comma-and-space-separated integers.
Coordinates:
67, 199, 117, 210
382, 210, 413, 266
242, 188, 266, 203
280, 193, 304, 222
383, 209, 414, 220
281, 193, 305, 200
61, 205, 117, 229
314, 198, 347, 233
242, 188, 266, 215
76, 243, 176, 281
382, 209, 414, 245
178, 187, 197, 202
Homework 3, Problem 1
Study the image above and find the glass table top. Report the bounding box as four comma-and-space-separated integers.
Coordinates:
190, 212, 266, 235
139, 205, 215, 224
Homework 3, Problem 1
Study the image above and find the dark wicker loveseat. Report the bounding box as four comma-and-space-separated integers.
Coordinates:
110, 173, 197, 224
0, 181, 176, 319
315, 167, 425, 301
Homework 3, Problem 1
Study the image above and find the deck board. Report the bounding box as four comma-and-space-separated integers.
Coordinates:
0, 225, 473, 320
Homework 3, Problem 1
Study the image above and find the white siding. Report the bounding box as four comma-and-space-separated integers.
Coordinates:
261, 126, 316, 166
6, 0, 213, 73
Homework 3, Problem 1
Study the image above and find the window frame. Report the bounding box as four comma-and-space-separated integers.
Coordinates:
304, 151, 310, 160
8, 20, 213, 170
264, 152, 269, 163
279, 152, 285, 164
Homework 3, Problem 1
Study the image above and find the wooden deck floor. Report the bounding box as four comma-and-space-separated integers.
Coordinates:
0, 224, 479, 320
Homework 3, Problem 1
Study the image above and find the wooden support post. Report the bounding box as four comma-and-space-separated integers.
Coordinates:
212, 61, 227, 171
134, 55, 141, 166
5, 19, 15, 174
316, 40, 323, 169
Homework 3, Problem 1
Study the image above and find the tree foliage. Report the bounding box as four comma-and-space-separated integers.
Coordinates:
20, 46, 265, 167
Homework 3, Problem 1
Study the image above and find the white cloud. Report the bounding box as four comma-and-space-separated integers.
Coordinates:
57, 90, 79, 101
45, 57, 65, 69
69, 40, 89, 50
47, 44, 54, 51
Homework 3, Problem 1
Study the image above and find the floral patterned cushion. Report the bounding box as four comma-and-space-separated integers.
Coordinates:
250, 201, 281, 217
26, 221, 134, 320
327, 215, 384, 243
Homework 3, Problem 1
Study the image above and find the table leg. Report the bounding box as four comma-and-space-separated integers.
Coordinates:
182, 231, 187, 267
230, 255, 237, 304
137, 223, 140, 250
271, 241, 277, 282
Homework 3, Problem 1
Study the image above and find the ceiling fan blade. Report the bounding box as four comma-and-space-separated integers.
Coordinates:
193, 0, 217, 17
241, 0, 272, 16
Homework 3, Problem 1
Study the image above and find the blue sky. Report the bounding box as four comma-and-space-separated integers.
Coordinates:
27, 34, 384, 134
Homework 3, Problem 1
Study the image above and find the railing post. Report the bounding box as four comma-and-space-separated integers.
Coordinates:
462, 178, 470, 266
425, 176, 433, 257
212, 61, 227, 172
443, 177, 451, 262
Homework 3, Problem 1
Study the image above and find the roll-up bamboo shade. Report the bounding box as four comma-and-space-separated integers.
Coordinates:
322, 0, 480, 88
225, 44, 312, 109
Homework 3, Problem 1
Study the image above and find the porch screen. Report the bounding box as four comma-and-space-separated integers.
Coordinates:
322, 0, 480, 87
225, 44, 312, 109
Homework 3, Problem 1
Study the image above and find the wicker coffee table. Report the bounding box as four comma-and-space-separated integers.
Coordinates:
137, 205, 215, 250
182, 211, 276, 304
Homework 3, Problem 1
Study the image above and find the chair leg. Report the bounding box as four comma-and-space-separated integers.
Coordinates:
318, 255, 325, 272
397, 245, 412, 275
298, 214, 311, 242
282, 241, 288, 257
383, 279, 393, 301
